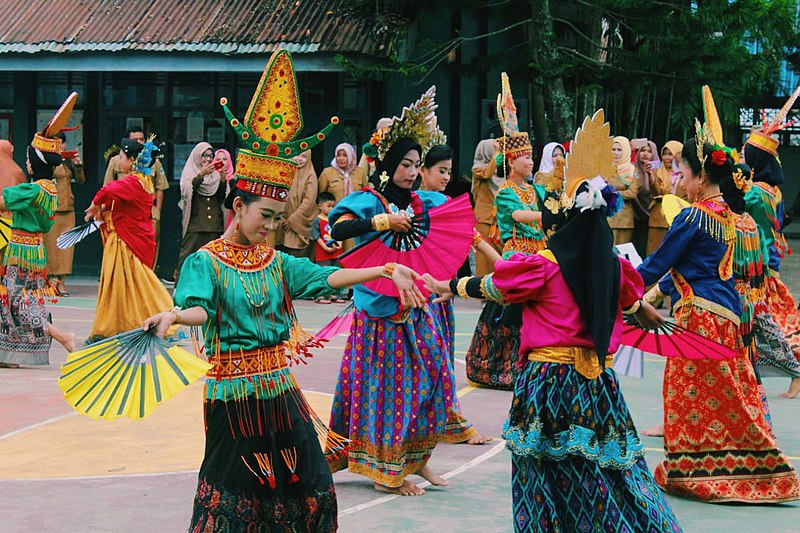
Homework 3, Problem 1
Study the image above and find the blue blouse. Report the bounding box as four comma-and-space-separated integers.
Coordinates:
329, 189, 447, 318
638, 205, 742, 317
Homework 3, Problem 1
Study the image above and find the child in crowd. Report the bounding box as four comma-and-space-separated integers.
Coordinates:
312, 192, 345, 303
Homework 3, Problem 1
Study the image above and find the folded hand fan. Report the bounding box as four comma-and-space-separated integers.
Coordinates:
619, 319, 739, 367
339, 193, 475, 297
58, 327, 211, 420
57, 220, 103, 249
0, 216, 11, 250
313, 302, 355, 343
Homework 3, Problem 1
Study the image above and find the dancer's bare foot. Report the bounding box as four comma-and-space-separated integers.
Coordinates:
373, 479, 425, 496
464, 433, 492, 445
416, 465, 449, 486
779, 378, 800, 399
640, 424, 664, 437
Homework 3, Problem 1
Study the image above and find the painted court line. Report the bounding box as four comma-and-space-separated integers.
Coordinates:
0, 411, 78, 442
338, 440, 506, 516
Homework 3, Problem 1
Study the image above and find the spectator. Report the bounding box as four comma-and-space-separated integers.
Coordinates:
318, 143, 368, 203
174, 142, 224, 282
357, 117, 392, 178
104, 126, 169, 269
312, 191, 345, 303
471, 138, 504, 275
214, 148, 235, 228
278, 150, 318, 259
43, 132, 85, 296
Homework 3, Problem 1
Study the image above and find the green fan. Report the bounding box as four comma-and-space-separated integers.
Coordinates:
58, 327, 211, 421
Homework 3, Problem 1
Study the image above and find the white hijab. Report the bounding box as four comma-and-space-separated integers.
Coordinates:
179, 142, 221, 236
537, 142, 565, 174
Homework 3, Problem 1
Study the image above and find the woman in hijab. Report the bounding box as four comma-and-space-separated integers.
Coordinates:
278, 150, 318, 259
471, 139, 505, 276
647, 141, 683, 255
631, 139, 660, 256
214, 148, 236, 229
174, 142, 225, 281
534, 142, 566, 191
318, 143, 368, 204
607, 136, 639, 245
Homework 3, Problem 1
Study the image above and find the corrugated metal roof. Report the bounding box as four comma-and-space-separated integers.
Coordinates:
0, 0, 387, 56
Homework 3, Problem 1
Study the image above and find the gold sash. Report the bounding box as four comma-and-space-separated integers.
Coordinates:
528, 346, 613, 379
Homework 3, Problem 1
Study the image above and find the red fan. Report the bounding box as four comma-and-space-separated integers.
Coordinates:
314, 303, 355, 343
339, 193, 475, 298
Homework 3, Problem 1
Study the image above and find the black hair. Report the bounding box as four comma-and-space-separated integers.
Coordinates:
55, 132, 66, 142
552, 145, 565, 156
223, 179, 261, 209
26, 145, 62, 179
317, 191, 336, 204
423, 145, 454, 168
681, 138, 733, 185
127, 126, 144, 136
720, 163, 750, 215
120, 138, 144, 160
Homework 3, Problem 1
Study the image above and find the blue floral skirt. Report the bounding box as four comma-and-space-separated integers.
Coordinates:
503, 361, 681, 533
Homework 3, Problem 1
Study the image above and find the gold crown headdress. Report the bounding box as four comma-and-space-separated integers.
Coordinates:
366, 86, 446, 162
496, 73, 532, 159
746, 82, 800, 157
31, 92, 79, 154
220, 49, 338, 201
696, 85, 738, 169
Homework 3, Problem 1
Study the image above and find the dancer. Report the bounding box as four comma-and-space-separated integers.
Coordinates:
743, 104, 800, 360
85, 138, 176, 344
145, 49, 424, 531
328, 86, 468, 495
607, 136, 638, 245
637, 132, 799, 502
0, 93, 77, 367
420, 144, 492, 445
465, 73, 546, 391
424, 110, 682, 533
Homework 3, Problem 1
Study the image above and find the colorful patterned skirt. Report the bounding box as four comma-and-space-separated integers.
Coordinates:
191, 346, 340, 532
0, 231, 56, 365
464, 300, 521, 390
503, 360, 681, 533
655, 301, 799, 502
765, 274, 800, 360
429, 300, 478, 444
754, 312, 800, 379
329, 307, 459, 487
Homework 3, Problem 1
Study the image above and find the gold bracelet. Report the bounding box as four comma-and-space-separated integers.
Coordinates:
373, 213, 390, 231
381, 262, 396, 279
170, 306, 182, 325
456, 277, 471, 299
623, 299, 642, 316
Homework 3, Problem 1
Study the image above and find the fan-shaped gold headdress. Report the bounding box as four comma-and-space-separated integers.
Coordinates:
564, 109, 614, 198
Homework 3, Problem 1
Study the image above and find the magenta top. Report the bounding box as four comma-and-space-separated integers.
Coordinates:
492, 252, 644, 354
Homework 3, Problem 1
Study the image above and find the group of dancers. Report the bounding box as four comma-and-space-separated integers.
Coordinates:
2, 48, 800, 531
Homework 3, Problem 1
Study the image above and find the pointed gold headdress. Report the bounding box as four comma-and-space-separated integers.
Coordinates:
31, 92, 78, 154
220, 49, 338, 201
496, 73, 532, 159
746, 83, 800, 157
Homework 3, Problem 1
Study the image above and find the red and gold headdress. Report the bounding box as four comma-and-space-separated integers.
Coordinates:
220, 49, 338, 201
496, 73, 532, 160
745, 83, 800, 157
31, 92, 79, 154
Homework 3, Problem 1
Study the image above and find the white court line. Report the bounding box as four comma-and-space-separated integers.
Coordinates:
338, 440, 506, 516
0, 411, 78, 442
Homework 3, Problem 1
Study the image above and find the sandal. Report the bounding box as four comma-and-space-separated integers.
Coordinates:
315, 298, 332, 304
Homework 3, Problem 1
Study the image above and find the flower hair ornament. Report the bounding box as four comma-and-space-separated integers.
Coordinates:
732, 165, 752, 192
362, 86, 446, 164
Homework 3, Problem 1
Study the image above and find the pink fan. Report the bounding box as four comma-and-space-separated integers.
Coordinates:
339, 194, 475, 298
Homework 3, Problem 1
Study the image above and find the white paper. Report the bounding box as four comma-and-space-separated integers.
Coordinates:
614, 242, 642, 268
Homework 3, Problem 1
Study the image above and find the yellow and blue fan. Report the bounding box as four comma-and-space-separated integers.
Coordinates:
58, 328, 211, 420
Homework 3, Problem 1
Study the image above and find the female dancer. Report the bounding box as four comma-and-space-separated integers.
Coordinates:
328, 88, 470, 495
0, 96, 78, 367
465, 74, 546, 390
145, 48, 425, 530
85, 139, 176, 343
423, 110, 682, 532
607, 136, 638, 245
638, 138, 799, 502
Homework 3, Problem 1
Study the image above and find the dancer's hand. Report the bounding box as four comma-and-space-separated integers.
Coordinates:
387, 214, 412, 233
84, 203, 102, 222
634, 300, 665, 330
422, 274, 454, 304
392, 264, 425, 308
142, 312, 176, 338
